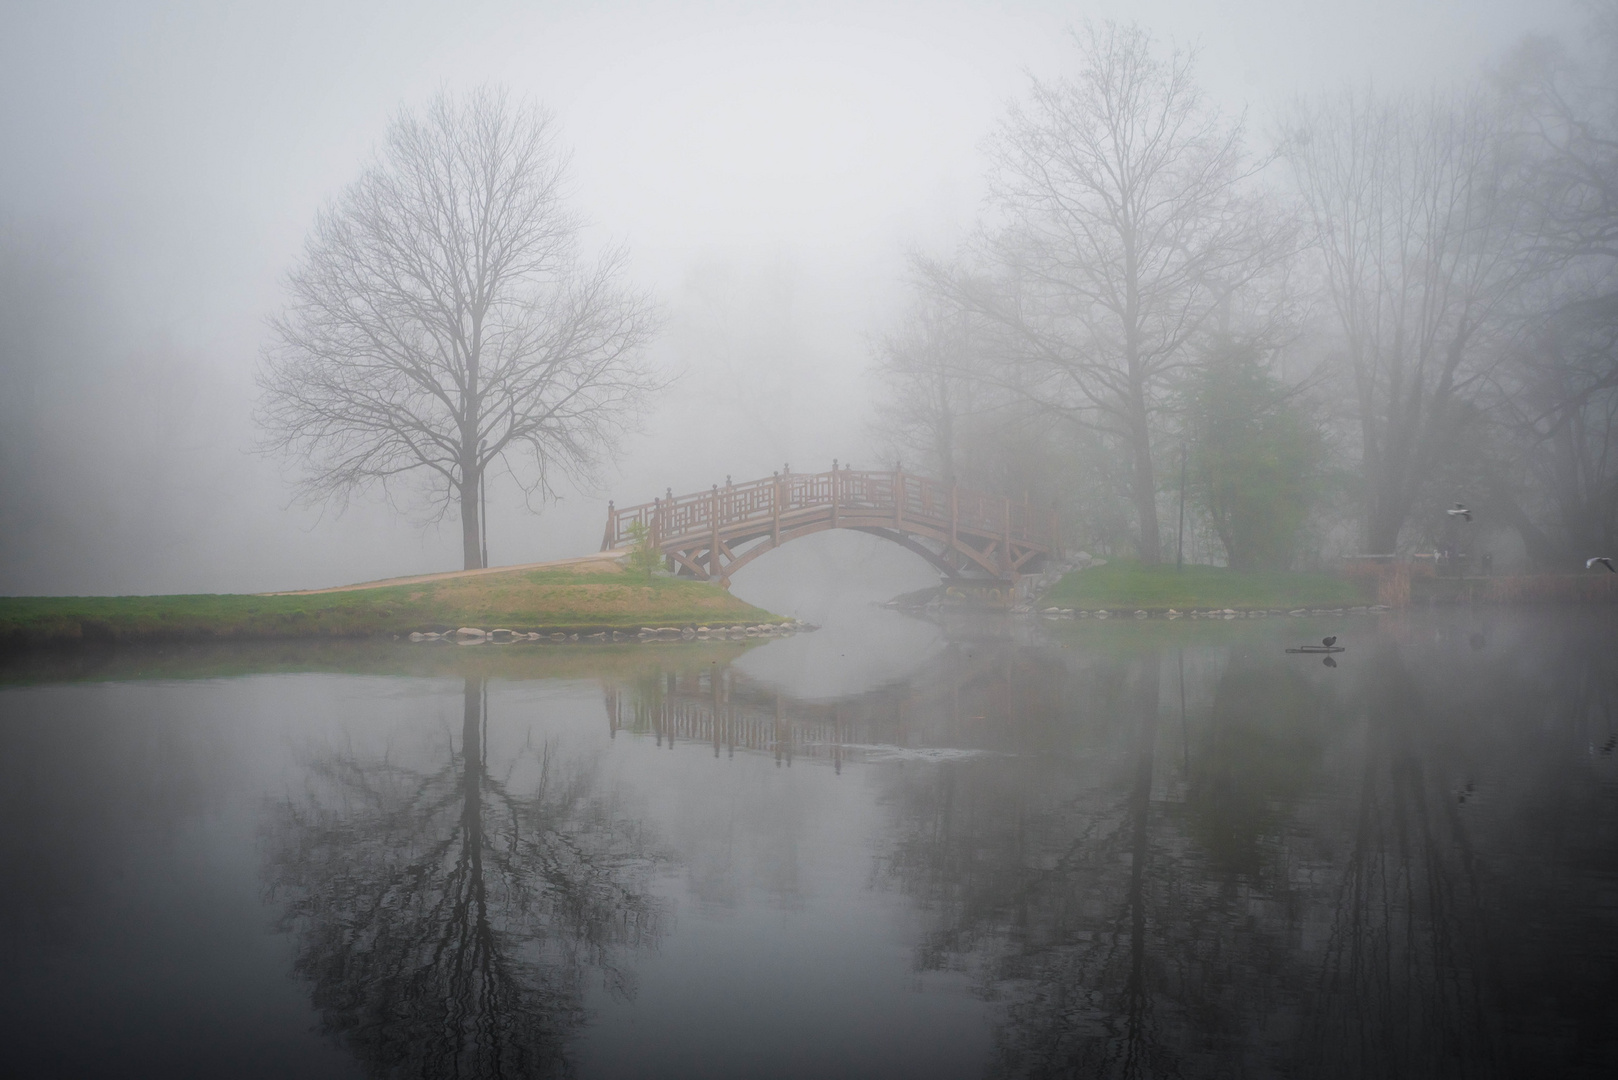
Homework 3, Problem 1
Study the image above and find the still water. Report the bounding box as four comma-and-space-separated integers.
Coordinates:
2, 609, 1616, 1078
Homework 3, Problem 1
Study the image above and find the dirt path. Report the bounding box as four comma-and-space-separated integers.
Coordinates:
263, 551, 631, 595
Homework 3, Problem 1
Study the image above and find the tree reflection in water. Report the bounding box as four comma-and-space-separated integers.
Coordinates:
264, 678, 664, 1079
866, 619, 1618, 1078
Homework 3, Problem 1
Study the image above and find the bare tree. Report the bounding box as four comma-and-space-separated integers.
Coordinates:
1480, 18, 1618, 566
259, 88, 662, 569
1284, 88, 1542, 554
870, 300, 977, 485
871, 294, 1094, 550
919, 23, 1289, 563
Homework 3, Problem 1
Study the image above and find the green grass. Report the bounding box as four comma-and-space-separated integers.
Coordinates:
0, 565, 785, 648
1044, 560, 1371, 611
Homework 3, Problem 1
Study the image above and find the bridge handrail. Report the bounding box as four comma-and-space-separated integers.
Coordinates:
602, 468, 1051, 551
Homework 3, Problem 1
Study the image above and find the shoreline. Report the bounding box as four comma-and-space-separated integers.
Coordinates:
0, 559, 790, 649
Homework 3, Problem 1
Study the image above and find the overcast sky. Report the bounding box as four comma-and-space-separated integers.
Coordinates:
0, 0, 1574, 595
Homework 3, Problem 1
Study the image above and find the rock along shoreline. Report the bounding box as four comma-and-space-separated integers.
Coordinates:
1021, 605, 1391, 620
410, 620, 818, 645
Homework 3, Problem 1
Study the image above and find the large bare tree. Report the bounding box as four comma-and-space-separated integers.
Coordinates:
1284, 88, 1542, 554
919, 23, 1288, 563
259, 89, 661, 569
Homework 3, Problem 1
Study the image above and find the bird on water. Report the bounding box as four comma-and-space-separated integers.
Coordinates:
1286, 635, 1343, 655
1446, 503, 1472, 521
1587, 557, 1616, 573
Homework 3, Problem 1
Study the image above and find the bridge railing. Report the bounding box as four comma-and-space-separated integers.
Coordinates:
603, 468, 1051, 551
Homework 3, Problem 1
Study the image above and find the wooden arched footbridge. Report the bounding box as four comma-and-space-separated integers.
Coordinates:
602, 464, 1058, 585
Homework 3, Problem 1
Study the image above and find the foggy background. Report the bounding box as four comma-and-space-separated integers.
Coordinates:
0, 0, 1573, 597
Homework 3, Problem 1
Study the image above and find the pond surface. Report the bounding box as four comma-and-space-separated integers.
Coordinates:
2, 609, 1616, 1079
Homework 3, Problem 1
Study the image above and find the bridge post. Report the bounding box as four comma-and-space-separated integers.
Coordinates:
652, 497, 664, 571
710, 484, 722, 582
771, 472, 781, 546
1001, 496, 1012, 576
894, 468, 904, 528
665, 488, 674, 572
949, 483, 958, 545
831, 462, 839, 530
602, 500, 616, 552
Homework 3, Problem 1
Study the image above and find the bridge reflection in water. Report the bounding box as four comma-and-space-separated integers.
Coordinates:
603, 640, 1064, 770
603, 465, 1058, 584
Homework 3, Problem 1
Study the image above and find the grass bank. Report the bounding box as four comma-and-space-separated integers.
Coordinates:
1044, 560, 1371, 611
0, 563, 784, 648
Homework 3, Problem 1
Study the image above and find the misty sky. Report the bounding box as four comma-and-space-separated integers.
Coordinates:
0, 0, 1573, 595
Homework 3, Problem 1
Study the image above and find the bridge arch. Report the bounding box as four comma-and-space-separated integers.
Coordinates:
602, 466, 1057, 586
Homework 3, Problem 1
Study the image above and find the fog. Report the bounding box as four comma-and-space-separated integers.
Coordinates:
0, 0, 1575, 598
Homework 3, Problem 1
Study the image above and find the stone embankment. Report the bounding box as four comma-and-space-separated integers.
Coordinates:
409, 620, 817, 644
1026, 605, 1391, 620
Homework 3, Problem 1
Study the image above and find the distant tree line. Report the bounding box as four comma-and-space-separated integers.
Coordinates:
873, 10, 1618, 571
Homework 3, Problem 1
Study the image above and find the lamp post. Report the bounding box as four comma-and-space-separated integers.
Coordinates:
479, 439, 488, 570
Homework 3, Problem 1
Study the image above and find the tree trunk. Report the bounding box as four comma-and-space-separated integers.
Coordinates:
1365, 482, 1406, 555
460, 478, 483, 570
461, 677, 488, 941
1485, 472, 1565, 568
1365, 515, 1401, 557
1130, 399, 1161, 565
1122, 650, 1160, 1068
